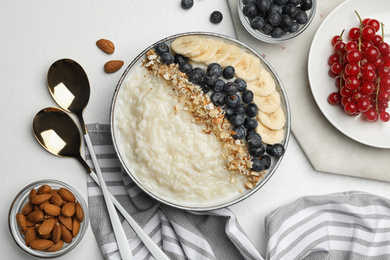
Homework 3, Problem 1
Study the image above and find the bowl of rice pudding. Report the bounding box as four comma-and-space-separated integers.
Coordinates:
110, 32, 290, 210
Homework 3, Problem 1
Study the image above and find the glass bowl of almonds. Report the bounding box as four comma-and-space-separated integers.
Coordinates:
8, 179, 89, 258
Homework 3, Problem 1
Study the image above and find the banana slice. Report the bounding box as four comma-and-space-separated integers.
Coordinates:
247, 69, 276, 97
253, 91, 281, 114
206, 41, 231, 65
257, 106, 285, 130
219, 44, 243, 68
171, 36, 203, 57
191, 39, 219, 63
256, 121, 285, 145
234, 53, 261, 82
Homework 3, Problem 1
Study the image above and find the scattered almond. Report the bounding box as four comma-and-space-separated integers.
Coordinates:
30, 239, 54, 251
104, 60, 124, 73
96, 39, 115, 54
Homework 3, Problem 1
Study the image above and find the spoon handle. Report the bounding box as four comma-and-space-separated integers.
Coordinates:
84, 134, 133, 260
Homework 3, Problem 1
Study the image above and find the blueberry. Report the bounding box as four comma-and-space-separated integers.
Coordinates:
210, 11, 223, 24
230, 114, 245, 126
155, 42, 169, 56
250, 16, 266, 30
283, 4, 298, 17
262, 23, 274, 34
246, 103, 258, 117
235, 103, 246, 114
204, 73, 219, 86
188, 68, 204, 84
280, 14, 293, 31
246, 132, 262, 148
243, 0, 257, 5
242, 90, 254, 103
243, 4, 258, 18
256, 0, 270, 13
289, 22, 300, 32
266, 143, 285, 158
274, 0, 288, 4
210, 92, 226, 106
288, 0, 302, 5
223, 66, 235, 79
224, 82, 238, 95
267, 4, 282, 15
161, 53, 174, 64
181, 0, 194, 10
233, 126, 246, 140
212, 79, 224, 93
207, 63, 223, 77
235, 78, 247, 92
199, 82, 211, 93
300, 0, 312, 11
251, 158, 265, 172
260, 155, 271, 169
244, 117, 258, 130
295, 10, 308, 24
174, 54, 188, 64
268, 12, 281, 27
179, 62, 193, 74
249, 144, 265, 157
225, 108, 234, 118
226, 94, 241, 108
271, 27, 286, 38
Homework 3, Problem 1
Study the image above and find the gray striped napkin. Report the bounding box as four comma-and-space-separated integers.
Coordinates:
85, 123, 263, 260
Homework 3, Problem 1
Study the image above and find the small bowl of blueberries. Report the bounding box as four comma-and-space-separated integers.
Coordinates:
238, 0, 316, 43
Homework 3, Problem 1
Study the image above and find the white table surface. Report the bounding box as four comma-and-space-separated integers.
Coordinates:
1, 1, 390, 259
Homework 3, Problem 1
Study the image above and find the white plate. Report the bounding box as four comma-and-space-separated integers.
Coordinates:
308, 0, 390, 149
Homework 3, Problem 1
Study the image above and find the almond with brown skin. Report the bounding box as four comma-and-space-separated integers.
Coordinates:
39, 201, 50, 211
61, 202, 76, 217
72, 218, 80, 238
30, 239, 54, 250
37, 184, 51, 194
52, 223, 62, 244
29, 189, 37, 203
96, 39, 115, 54
27, 210, 44, 223
104, 60, 124, 73
21, 202, 33, 216
58, 188, 76, 202
16, 213, 27, 232
75, 202, 84, 222
44, 204, 61, 216
50, 192, 63, 207
58, 215, 72, 231
25, 227, 37, 247
38, 218, 57, 236
26, 219, 35, 227
60, 224, 73, 243
46, 240, 64, 252
31, 194, 52, 205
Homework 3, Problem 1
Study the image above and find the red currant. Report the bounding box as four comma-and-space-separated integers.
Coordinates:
334, 41, 346, 53
378, 102, 389, 111
362, 70, 376, 82
345, 41, 358, 51
345, 76, 360, 90
335, 76, 344, 89
344, 102, 358, 115
380, 111, 390, 122
360, 82, 375, 95
328, 68, 338, 78
346, 49, 362, 63
328, 92, 341, 105
373, 56, 384, 68
330, 62, 342, 75
344, 62, 360, 76
341, 96, 351, 107
362, 26, 376, 41
378, 91, 390, 103
377, 42, 390, 55
331, 35, 343, 46
383, 52, 390, 63
328, 53, 340, 65
367, 19, 380, 32
348, 27, 360, 40
363, 108, 378, 122
361, 40, 374, 52
362, 18, 371, 26
381, 76, 390, 88
351, 91, 362, 102
372, 35, 383, 45
340, 86, 353, 97
378, 63, 390, 78
357, 98, 370, 112
364, 46, 380, 61
361, 62, 376, 72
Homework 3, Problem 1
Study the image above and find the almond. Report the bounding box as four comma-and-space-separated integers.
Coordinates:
46, 240, 64, 252
60, 223, 73, 243
39, 232, 52, 239
104, 60, 124, 73
72, 218, 80, 238
29, 188, 37, 203
38, 218, 57, 236
37, 184, 51, 194
52, 223, 62, 244
26, 219, 35, 227
27, 210, 44, 223
58, 215, 72, 231
44, 204, 61, 216
30, 239, 54, 250
96, 39, 115, 54
75, 202, 84, 222
16, 213, 27, 232
61, 202, 76, 217
35, 223, 41, 233
31, 194, 52, 205
58, 188, 76, 202
50, 192, 63, 207
39, 201, 50, 211
25, 227, 37, 247
21, 202, 33, 216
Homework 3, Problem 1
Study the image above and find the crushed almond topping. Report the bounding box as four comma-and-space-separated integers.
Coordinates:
144, 52, 263, 188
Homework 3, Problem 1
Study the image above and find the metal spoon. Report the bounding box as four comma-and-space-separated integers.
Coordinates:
33, 108, 169, 260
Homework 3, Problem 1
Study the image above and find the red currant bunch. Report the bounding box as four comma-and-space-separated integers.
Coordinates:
327, 11, 390, 123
